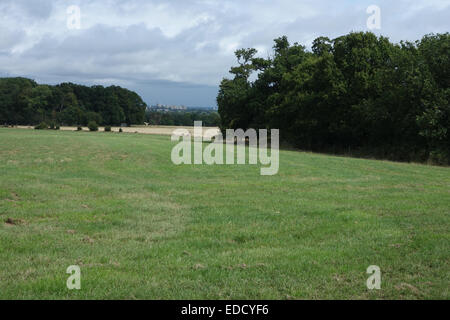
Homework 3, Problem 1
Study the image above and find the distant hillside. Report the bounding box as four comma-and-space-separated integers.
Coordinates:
145, 108, 220, 126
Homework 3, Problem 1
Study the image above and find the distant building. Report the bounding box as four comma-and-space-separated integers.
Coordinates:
149, 104, 188, 111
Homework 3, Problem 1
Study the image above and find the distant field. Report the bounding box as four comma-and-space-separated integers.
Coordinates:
0, 128, 449, 299
16, 125, 220, 138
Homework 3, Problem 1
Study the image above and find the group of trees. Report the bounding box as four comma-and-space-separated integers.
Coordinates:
0, 78, 146, 126
145, 109, 220, 127
218, 32, 449, 164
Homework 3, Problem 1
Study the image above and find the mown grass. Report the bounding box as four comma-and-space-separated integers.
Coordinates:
0, 128, 449, 299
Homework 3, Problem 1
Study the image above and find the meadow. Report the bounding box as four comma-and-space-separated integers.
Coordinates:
0, 128, 449, 299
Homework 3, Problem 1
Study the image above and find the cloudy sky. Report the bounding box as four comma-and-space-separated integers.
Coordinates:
1, 0, 449, 107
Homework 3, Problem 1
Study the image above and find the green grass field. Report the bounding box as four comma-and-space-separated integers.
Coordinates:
0, 128, 449, 299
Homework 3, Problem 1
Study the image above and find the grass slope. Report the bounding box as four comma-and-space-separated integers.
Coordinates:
0, 128, 449, 299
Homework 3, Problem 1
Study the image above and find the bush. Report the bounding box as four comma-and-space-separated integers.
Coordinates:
104, 126, 112, 132
77, 126, 83, 131
119, 128, 123, 133
34, 122, 48, 130
49, 122, 60, 130
88, 121, 99, 132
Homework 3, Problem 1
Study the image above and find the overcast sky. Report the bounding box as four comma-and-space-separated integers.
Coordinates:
1, 0, 449, 107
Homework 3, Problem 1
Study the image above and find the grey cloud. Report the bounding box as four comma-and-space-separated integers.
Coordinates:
0, 28, 26, 52
1, 0, 449, 107
0, 0, 54, 20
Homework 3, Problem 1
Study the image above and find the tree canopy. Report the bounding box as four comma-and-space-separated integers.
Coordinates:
217, 32, 450, 164
0, 79, 146, 126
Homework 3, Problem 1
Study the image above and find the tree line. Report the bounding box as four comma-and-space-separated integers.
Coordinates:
0, 78, 146, 126
145, 109, 220, 127
217, 32, 449, 164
